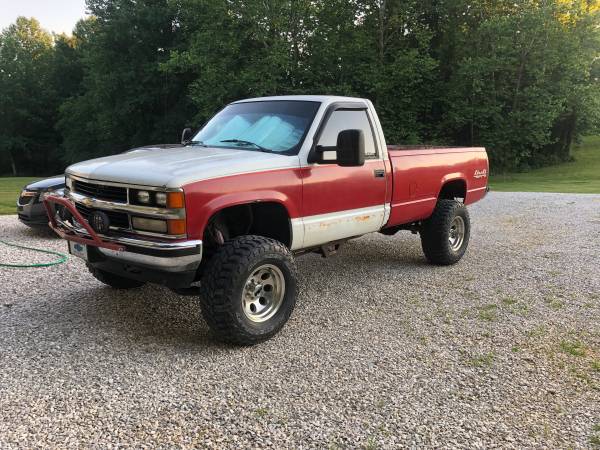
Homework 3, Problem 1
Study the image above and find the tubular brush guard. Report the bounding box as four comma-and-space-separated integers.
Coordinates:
43, 194, 125, 252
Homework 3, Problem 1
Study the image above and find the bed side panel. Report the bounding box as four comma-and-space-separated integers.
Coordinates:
386, 148, 487, 227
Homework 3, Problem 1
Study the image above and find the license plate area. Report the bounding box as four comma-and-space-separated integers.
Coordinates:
69, 241, 88, 261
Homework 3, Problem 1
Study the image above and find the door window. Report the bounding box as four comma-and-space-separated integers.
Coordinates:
317, 110, 377, 158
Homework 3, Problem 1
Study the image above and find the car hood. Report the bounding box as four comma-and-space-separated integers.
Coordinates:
26, 176, 65, 191
65, 145, 299, 188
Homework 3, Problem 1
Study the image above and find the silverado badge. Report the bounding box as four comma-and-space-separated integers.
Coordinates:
474, 169, 487, 179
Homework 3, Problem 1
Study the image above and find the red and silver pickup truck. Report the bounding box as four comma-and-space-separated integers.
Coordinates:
44, 95, 488, 344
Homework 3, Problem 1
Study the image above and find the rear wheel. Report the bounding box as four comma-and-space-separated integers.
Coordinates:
199, 235, 297, 345
420, 199, 470, 265
87, 266, 146, 289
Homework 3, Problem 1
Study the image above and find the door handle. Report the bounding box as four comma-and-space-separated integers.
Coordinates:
373, 169, 385, 178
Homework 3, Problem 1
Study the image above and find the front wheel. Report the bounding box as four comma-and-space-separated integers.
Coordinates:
199, 235, 298, 345
420, 199, 470, 265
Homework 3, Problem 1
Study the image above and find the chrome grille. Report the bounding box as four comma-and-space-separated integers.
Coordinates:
73, 180, 127, 203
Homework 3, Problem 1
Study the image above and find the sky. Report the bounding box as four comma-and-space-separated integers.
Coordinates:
0, 0, 88, 35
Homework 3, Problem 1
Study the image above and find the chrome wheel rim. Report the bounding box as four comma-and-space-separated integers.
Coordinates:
242, 264, 285, 323
448, 216, 465, 251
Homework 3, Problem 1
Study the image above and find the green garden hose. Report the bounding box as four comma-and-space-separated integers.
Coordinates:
0, 239, 67, 268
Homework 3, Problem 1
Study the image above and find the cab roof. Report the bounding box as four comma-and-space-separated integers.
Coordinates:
233, 95, 369, 105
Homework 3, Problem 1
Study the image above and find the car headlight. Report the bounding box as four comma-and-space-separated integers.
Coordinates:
130, 189, 184, 209
137, 190, 151, 204
155, 192, 167, 206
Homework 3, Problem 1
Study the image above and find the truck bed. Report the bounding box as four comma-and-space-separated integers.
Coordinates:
385, 146, 488, 227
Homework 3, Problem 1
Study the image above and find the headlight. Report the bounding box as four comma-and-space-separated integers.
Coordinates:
131, 217, 168, 233
137, 190, 151, 204
155, 192, 167, 206
20, 190, 36, 198
130, 189, 184, 208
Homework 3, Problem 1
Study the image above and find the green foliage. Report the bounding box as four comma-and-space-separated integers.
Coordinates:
164, 0, 599, 171
0, 0, 598, 175
0, 18, 57, 176
164, 0, 439, 142
435, 1, 600, 171
58, 0, 194, 163
490, 136, 600, 193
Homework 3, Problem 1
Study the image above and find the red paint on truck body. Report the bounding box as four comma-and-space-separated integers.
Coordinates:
300, 159, 387, 217
183, 167, 304, 240
182, 146, 488, 241
385, 147, 488, 227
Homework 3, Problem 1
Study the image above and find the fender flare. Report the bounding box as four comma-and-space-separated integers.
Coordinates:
194, 191, 295, 239
438, 174, 468, 200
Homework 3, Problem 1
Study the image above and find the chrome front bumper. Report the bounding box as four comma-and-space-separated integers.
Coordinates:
59, 216, 202, 272
92, 234, 202, 272
43, 194, 202, 273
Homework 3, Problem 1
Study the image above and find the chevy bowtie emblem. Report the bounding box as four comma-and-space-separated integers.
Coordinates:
83, 197, 93, 206
89, 211, 110, 234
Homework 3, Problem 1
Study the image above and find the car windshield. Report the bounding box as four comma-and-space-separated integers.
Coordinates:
192, 100, 321, 154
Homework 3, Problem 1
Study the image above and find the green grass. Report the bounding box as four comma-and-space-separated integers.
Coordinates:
468, 352, 495, 368
0, 177, 42, 214
478, 304, 498, 322
560, 340, 587, 357
490, 136, 600, 193
254, 407, 269, 418
591, 424, 600, 448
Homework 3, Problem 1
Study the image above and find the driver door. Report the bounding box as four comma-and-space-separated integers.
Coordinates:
301, 107, 387, 248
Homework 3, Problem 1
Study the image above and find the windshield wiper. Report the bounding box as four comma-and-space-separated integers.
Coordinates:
188, 140, 208, 147
220, 139, 272, 152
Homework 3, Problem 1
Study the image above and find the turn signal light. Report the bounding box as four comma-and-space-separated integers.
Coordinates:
168, 219, 186, 235
167, 192, 185, 209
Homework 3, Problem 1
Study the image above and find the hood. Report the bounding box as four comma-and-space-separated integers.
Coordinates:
25, 176, 65, 191
65, 145, 299, 188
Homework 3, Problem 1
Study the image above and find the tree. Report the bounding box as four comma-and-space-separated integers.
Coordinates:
58, 0, 193, 163
163, 0, 316, 124
0, 17, 56, 175
434, 0, 600, 170
164, 0, 438, 144
2, 0, 599, 175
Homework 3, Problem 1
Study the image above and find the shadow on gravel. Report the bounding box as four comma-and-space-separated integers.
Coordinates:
3, 224, 430, 352
320, 236, 429, 269
85, 285, 213, 346
7, 223, 59, 240
14, 283, 216, 350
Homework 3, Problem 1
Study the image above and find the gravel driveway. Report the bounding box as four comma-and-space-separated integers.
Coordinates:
0, 192, 599, 448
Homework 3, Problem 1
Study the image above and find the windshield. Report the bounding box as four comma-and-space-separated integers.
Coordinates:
192, 100, 321, 154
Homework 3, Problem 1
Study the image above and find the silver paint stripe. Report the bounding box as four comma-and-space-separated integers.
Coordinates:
292, 204, 387, 249
290, 218, 304, 251
301, 205, 386, 225
179, 164, 300, 185
383, 204, 391, 225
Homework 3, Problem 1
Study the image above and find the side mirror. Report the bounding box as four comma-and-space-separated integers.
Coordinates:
181, 128, 193, 145
314, 129, 365, 167
336, 129, 365, 167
